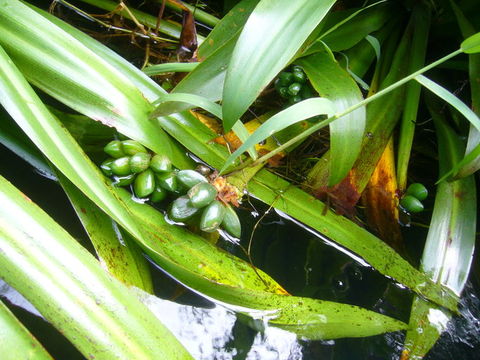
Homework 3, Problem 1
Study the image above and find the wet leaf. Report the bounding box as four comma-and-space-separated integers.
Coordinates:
222, 0, 336, 130
297, 51, 366, 186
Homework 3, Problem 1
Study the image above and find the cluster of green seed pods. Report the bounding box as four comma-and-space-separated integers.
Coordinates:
399, 183, 428, 213
274, 65, 314, 105
100, 139, 241, 238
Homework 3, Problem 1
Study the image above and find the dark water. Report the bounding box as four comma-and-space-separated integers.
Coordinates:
1, 136, 479, 359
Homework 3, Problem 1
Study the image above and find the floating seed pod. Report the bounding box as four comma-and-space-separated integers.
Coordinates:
129, 152, 151, 174
156, 171, 179, 193
121, 140, 147, 155
104, 140, 125, 158
134, 169, 155, 198
195, 164, 212, 177
150, 154, 172, 173
188, 182, 218, 208
110, 156, 132, 176
177, 170, 208, 188
405, 183, 428, 201
199, 200, 226, 232
288, 82, 302, 96
112, 174, 136, 187
150, 184, 168, 203
400, 195, 424, 213
221, 204, 241, 238
100, 158, 114, 176
169, 196, 201, 222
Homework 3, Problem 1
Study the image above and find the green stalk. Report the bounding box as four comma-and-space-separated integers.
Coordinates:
143, 62, 199, 75
159, 0, 220, 27
396, 2, 431, 190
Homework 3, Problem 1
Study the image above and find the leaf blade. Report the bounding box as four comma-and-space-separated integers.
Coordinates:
222, 0, 336, 130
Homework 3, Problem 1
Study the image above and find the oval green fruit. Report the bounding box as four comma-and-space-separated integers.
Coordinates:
112, 173, 136, 187
100, 158, 114, 176
278, 86, 290, 99
288, 82, 302, 96
277, 71, 294, 86
169, 196, 201, 222
292, 69, 306, 83
156, 171, 179, 192
195, 164, 212, 176
150, 184, 168, 203
133, 169, 155, 198
221, 204, 241, 238
121, 140, 147, 155
199, 200, 226, 232
104, 140, 125, 158
188, 182, 218, 208
405, 183, 428, 201
177, 170, 208, 188
110, 156, 132, 176
400, 195, 424, 213
150, 154, 172, 173
129, 152, 151, 173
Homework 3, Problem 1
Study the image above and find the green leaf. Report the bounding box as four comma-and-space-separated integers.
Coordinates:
221, 98, 336, 172
0, 175, 193, 359
158, 112, 459, 311
297, 51, 366, 186
0, 0, 191, 169
222, 0, 336, 130
402, 104, 476, 359
396, 2, 431, 189
0, 300, 53, 360
461, 32, 480, 53
113, 186, 407, 340
151, 92, 257, 159
58, 173, 154, 294
415, 75, 480, 132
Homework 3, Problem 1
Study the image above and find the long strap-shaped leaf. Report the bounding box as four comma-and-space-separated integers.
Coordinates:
0, 0, 191, 169
0, 175, 193, 360
222, 0, 336, 130
0, 300, 53, 360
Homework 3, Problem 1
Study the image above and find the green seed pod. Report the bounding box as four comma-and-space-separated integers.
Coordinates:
121, 140, 147, 155
112, 174, 136, 187
133, 169, 155, 198
405, 183, 428, 201
199, 200, 226, 232
110, 156, 132, 176
288, 82, 302, 96
195, 164, 212, 177
292, 69, 306, 83
221, 204, 241, 238
288, 95, 303, 104
278, 87, 290, 99
129, 152, 151, 174
400, 195, 424, 213
150, 184, 168, 203
188, 182, 218, 208
277, 71, 294, 86
150, 154, 172, 173
104, 140, 125, 158
291, 65, 303, 73
156, 171, 179, 192
177, 170, 208, 188
274, 78, 284, 92
100, 158, 114, 176
169, 196, 201, 222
